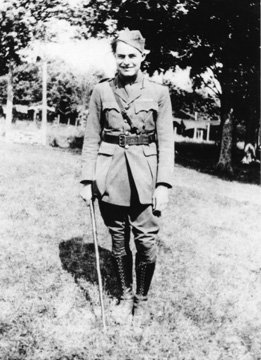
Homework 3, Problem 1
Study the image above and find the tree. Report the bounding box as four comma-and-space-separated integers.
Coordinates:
0, 58, 105, 125
47, 60, 105, 124
74, 0, 259, 174
0, 0, 70, 139
0, 0, 31, 133
13, 63, 41, 105
173, 0, 260, 174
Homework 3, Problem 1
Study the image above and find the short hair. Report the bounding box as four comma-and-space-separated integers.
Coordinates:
111, 40, 117, 54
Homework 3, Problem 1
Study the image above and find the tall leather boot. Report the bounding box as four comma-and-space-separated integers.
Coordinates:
133, 255, 156, 325
111, 254, 134, 324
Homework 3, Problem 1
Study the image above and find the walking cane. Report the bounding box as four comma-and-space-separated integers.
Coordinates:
89, 200, 106, 331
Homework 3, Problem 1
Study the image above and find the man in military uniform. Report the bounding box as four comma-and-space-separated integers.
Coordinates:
80, 29, 174, 324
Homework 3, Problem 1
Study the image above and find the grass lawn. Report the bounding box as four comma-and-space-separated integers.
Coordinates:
0, 140, 261, 360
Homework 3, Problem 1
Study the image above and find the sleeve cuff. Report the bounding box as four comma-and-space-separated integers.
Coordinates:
156, 182, 172, 189
80, 180, 93, 185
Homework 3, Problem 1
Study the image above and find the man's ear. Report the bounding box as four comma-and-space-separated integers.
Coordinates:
142, 50, 150, 61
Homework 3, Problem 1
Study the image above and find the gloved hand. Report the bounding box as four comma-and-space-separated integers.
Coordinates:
152, 185, 169, 216
80, 184, 93, 206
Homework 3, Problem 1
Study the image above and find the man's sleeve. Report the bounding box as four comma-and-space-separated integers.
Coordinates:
156, 85, 174, 187
80, 85, 102, 183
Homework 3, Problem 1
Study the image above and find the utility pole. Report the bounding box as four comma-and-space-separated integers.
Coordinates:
41, 57, 47, 145
40, 28, 48, 146
5, 63, 14, 141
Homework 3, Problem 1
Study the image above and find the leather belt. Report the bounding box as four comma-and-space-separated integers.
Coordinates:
102, 132, 156, 148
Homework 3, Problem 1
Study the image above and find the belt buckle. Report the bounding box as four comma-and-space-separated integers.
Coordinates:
119, 134, 127, 148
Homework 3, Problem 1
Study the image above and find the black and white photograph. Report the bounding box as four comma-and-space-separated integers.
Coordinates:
0, 0, 260, 359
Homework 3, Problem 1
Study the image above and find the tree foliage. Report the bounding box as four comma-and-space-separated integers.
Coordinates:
168, 84, 219, 121
0, 1, 31, 74
74, 0, 259, 172
0, 0, 69, 74
0, 0, 73, 136
13, 63, 41, 105
0, 59, 105, 122
74, 0, 259, 111
47, 61, 105, 120
74, 0, 259, 82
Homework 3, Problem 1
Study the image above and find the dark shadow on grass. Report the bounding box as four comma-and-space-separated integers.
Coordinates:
175, 142, 260, 185
59, 237, 120, 299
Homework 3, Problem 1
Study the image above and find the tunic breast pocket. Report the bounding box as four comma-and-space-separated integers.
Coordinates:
134, 100, 158, 128
102, 101, 122, 129
135, 100, 158, 115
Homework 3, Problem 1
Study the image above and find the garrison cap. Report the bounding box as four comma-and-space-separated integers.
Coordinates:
112, 29, 150, 54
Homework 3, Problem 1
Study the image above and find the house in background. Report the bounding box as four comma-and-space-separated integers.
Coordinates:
173, 110, 220, 142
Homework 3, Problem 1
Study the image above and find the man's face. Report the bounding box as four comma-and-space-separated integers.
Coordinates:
114, 41, 146, 78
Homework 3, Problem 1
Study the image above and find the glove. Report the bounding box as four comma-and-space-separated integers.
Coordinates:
80, 183, 93, 206
152, 185, 169, 216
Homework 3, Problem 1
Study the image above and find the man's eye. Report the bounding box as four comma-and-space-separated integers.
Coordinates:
129, 55, 136, 59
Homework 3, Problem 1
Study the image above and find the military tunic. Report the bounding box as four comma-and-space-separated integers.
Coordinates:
81, 71, 174, 206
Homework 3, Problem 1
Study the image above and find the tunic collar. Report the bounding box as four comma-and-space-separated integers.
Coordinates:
113, 71, 145, 104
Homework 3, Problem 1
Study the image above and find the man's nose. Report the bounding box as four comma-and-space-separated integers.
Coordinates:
122, 56, 130, 64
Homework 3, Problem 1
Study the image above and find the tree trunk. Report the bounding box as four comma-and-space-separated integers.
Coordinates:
242, 62, 260, 163
241, 108, 259, 164
5, 65, 14, 138
215, 65, 236, 177
216, 108, 234, 176
245, 114, 257, 146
